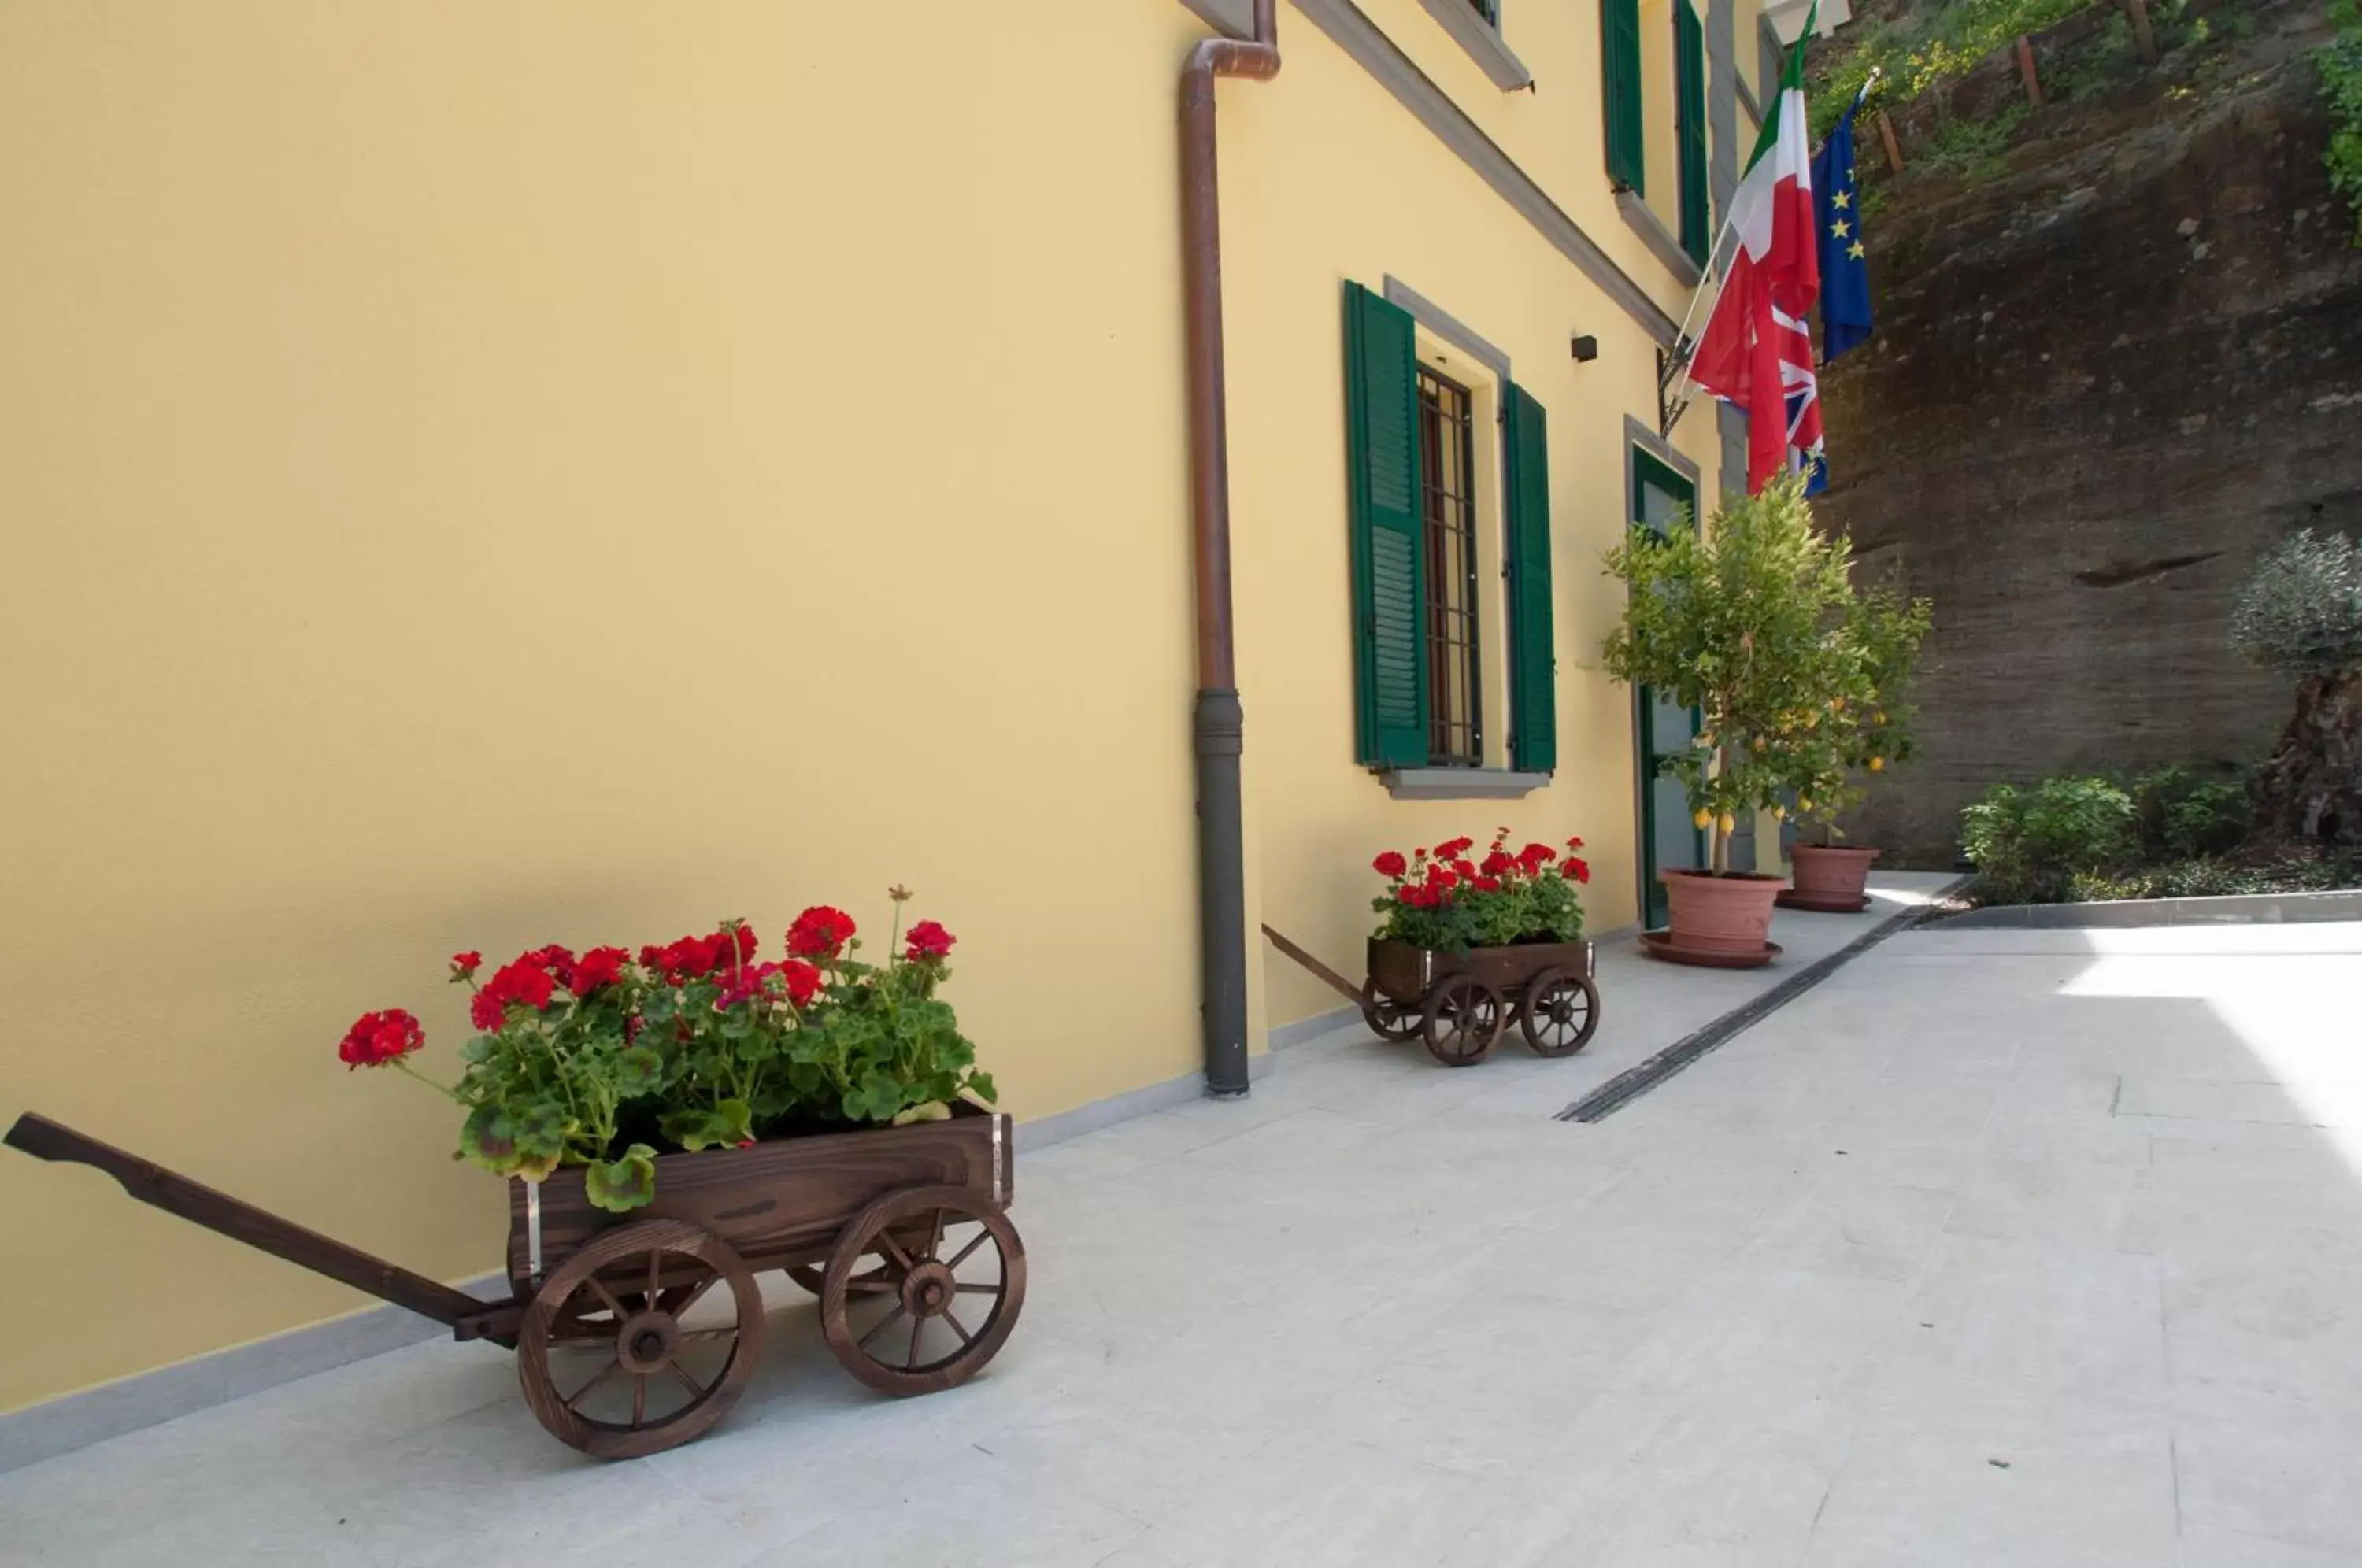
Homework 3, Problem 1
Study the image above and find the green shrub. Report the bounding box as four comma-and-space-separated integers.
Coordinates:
2129, 764, 2253, 860
2227, 528, 2362, 676
1916, 103, 2031, 183
2323, 0, 2362, 245
1960, 775, 2137, 902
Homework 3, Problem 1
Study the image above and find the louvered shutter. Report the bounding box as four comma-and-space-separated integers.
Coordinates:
1603, 0, 1645, 192
1676, 0, 1711, 264
1342, 282, 1427, 769
1505, 383, 1556, 774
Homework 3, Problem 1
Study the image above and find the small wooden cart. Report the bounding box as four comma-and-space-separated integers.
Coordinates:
1261, 926, 1602, 1068
5, 1103, 1024, 1459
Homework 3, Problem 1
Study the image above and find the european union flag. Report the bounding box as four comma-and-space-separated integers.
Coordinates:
1812, 91, 1874, 362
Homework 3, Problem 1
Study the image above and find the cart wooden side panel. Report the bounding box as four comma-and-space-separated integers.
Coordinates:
507, 1104, 1010, 1294
1367, 937, 1594, 1004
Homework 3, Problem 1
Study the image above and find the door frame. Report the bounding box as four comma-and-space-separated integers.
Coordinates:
1625, 426, 1705, 929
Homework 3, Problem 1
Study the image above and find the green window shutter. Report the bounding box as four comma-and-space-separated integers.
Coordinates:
1675, 0, 1710, 265
1504, 383, 1556, 775
1602, 0, 1645, 193
1342, 282, 1427, 769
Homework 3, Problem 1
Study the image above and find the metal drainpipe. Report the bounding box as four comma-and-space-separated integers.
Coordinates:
1181, 1, 1279, 1099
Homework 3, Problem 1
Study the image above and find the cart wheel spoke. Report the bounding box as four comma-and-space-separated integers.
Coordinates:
631, 1372, 647, 1427
665, 1360, 708, 1399
905, 1313, 924, 1370
954, 1281, 1002, 1294
857, 1303, 909, 1350
645, 1250, 662, 1309
564, 1355, 624, 1411
924, 1207, 946, 1264
673, 1326, 739, 1344
878, 1233, 917, 1274
587, 1278, 628, 1319
669, 1274, 720, 1322
943, 1229, 991, 1273
845, 1278, 898, 1296
941, 1307, 975, 1348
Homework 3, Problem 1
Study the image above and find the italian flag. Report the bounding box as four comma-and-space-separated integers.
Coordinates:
1687, 11, 1823, 494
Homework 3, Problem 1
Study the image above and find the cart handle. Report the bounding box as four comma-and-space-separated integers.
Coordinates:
5, 1111, 488, 1329
1259, 925, 1368, 1008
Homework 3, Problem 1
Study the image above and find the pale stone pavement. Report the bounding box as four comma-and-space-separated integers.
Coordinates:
6, 877, 2360, 1566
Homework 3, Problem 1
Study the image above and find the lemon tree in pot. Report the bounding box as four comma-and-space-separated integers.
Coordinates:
1602, 472, 1904, 964
1785, 577, 1933, 912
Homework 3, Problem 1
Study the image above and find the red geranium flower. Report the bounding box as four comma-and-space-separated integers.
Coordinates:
570, 945, 628, 996
339, 1008, 424, 1070
1566, 835, 1586, 850
1520, 842, 1556, 868
1435, 836, 1475, 859
905, 919, 955, 961
1372, 850, 1409, 878
1480, 849, 1514, 876
778, 959, 823, 1008
449, 952, 481, 982
1473, 875, 1502, 893
476, 958, 556, 1024
787, 905, 857, 960
1562, 856, 1592, 884
1452, 859, 1477, 880
1429, 868, 1460, 889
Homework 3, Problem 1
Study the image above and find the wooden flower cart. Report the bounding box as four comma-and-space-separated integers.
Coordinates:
1261, 926, 1601, 1067
4, 1103, 1024, 1459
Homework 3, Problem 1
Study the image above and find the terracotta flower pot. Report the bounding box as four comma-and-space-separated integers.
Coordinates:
1787, 844, 1881, 912
1656, 869, 1783, 965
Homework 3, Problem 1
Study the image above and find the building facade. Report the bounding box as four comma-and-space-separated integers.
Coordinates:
0, 0, 1776, 1421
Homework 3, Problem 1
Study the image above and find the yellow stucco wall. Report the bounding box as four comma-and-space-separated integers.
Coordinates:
0, 0, 1228, 1415
1216, 30, 1723, 1036
0, 0, 1722, 1415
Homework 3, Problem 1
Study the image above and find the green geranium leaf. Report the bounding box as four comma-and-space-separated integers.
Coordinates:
584, 1144, 658, 1211
458, 1104, 519, 1173
613, 1044, 665, 1098
965, 1071, 998, 1105
511, 1101, 568, 1161
457, 1035, 495, 1066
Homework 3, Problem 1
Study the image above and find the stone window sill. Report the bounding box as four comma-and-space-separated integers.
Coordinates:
1416, 0, 1534, 91
1381, 767, 1551, 800
1615, 190, 1704, 287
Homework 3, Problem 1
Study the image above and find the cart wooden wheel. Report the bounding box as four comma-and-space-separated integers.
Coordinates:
1421, 974, 1504, 1067
820, 1183, 1027, 1397
517, 1218, 765, 1460
1519, 967, 1601, 1057
1358, 979, 1420, 1043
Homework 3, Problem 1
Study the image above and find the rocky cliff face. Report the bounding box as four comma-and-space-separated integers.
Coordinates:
1815, 0, 2362, 866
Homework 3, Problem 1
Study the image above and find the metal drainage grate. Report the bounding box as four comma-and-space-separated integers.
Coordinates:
1555, 885, 1968, 1123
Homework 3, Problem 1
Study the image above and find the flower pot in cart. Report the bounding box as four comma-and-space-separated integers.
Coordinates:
1779, 845, 1880, 913
1644, 869, 1783, 968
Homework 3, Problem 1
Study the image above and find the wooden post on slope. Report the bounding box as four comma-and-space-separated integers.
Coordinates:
1876, 110, 1905, 173
2126, 0, 2160, 62
2016, 34, 2045, 105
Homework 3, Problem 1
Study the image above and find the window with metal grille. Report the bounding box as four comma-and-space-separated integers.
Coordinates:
1417, 366, 1482, 767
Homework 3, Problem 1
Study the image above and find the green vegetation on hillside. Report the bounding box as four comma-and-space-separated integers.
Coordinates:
2323, 0, 2362, 242
1808, 0, 2090, 137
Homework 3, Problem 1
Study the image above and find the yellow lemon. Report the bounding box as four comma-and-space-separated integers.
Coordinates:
1718, 813, 1736, 834
1798, 797, 1814, 812
1697, 731, 1716, 748
1692, 809, 1712, 830
1869, 756, 1886, 772
1773, 805, 1787, 819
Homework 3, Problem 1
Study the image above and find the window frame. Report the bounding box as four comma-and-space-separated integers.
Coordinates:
1416, 0, 1534, 91
1416, 364, 1485, 769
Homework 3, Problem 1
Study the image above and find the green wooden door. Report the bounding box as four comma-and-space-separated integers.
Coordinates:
1633, 451, 1705, 930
